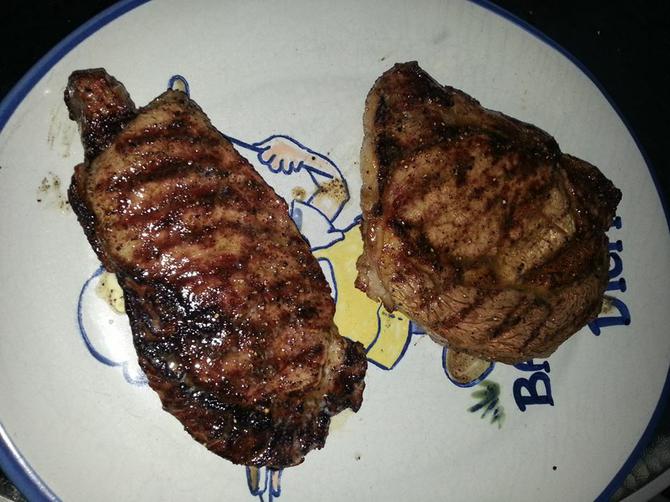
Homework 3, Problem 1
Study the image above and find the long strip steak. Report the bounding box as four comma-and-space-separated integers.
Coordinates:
65, 69, 366, 467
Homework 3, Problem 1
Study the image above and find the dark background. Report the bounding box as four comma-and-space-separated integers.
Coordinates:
0, 0, 668, 500
1, 0, 668, 205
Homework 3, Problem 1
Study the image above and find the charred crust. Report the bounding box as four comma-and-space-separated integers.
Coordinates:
389, 217, 410, 238
65, 69, 137, 160
296, 304, 319, 320
452, 153, 475, 187
371, 202, 383, 217
66, 68, 368, 468
389, 62, 455, 109
374, 95, 389, 126
67, 166, 111, 269
329, 340, 366, 413
413, 232, 443, 271
561, 154, 622, 230
115, 120, 221, 155
375, 133, 401, 195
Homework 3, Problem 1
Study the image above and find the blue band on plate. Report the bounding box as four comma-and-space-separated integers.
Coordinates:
0, 1, 149, 500
0, 1, 667, 501
467, 5, 670, 500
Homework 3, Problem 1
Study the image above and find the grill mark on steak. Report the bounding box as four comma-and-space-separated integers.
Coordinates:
113, 176, 225, 223
441, 292, 485, 331
452, 152, 475, 187
487, 298, 532, 340
116, 121, 222, 155
518, 299, 552, 351
106, 156, 230, 192
374, 95, 390, 127
375, 133, 402, 195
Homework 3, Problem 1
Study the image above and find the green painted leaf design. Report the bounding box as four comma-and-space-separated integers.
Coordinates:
468, 381, 505, 429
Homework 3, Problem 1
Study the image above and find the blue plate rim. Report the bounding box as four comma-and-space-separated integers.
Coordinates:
472, 2, 670, 499
0, 1, 149, 501
0, 0, 667, 501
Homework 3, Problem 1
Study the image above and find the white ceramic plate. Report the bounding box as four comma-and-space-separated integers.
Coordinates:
1, 1, 668, 500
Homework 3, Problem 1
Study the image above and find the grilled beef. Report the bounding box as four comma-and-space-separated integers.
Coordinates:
66, 69, 366, 467
356, 62, 621, 364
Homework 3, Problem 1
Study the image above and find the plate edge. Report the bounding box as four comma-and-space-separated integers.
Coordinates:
470, 3, 670, 500
0, 0, 668, 500
0, 3, 150, 500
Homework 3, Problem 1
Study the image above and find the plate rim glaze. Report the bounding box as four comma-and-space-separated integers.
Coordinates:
0, 1, 667, 501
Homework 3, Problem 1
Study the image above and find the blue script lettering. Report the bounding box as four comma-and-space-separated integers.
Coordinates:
607, 277, 627, 293
513, 372, 554, 412
588, 297, 632, 335
513, 360, 550, 373
608, 251, 623, 279
588, 216, 631, 335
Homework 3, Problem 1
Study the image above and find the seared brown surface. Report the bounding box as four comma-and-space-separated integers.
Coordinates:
66, 68, 366, 467
356, 62, 621, 364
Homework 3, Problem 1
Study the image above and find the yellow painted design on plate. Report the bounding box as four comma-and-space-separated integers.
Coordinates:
314, 225, 410, 369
